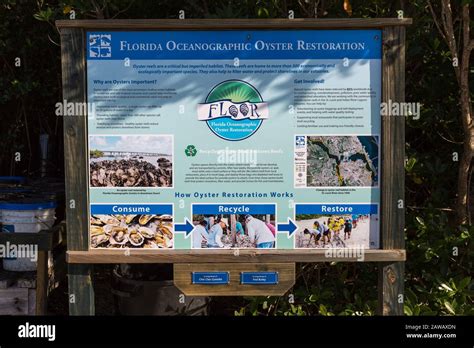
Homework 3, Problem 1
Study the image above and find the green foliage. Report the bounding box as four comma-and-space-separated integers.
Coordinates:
234, 263, 379, 316
405, 208, 473, 315
90, 149, 104, 158
0, 0, 63, 175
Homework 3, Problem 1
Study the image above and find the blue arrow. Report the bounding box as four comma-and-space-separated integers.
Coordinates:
174, 218, 194, 237
277, 218, 298, 236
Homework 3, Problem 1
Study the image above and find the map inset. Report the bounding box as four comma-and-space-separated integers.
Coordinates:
306, 136, 379, 187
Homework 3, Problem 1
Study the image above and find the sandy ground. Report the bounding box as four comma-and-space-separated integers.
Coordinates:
295, 216, 379, 248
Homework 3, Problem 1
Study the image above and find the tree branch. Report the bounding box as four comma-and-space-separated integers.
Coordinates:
468, 40, 474, 52
441, 0, 461, 83
427, 1, 448, 43
111, 0, 136, 19
461, 4, 471, 53
297, 0, 313, 17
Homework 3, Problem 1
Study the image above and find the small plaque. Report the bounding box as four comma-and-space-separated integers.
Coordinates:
191, 271, 230, 285
240, 272, 279, 285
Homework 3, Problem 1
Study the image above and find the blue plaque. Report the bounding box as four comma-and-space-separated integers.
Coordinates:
240, 272, 279, 285
191, 272, 230, 285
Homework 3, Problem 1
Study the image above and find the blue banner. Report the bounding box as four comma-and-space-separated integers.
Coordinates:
90, 204, 173, 215
87, 30, 381, 60
295, 204, 378, 215
193, 204, 275, 215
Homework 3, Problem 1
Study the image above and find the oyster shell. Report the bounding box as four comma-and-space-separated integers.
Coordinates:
103, 224, 114, 235
96, 214, 120, 226
90, 225, 104, 237
139, 214, 155, 225
128, 229, 144, 246
164, 236, 173, 248
138, 226, 155, 239
125, 214, 138, 224
90, 216, 104, 226
158, 225, 173, 239
159, 214, 172, 222
109, 227, 128, 245
91, 233, 109, 247
154, 234, 166, 246
159, 221, 173, 230
143, 240, 159, 248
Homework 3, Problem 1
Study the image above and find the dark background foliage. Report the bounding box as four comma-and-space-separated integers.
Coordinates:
0, 0, 472, 315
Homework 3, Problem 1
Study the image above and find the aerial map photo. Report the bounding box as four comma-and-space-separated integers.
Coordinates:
306, 136, 379, 187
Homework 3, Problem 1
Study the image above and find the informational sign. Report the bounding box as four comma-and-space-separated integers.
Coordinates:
86, 30, 381, 251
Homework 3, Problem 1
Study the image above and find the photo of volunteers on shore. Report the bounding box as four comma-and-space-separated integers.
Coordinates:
295, 210, 378, 249
90, 213, 173, 249
89, 135, 173, 188
191, 213, 276, 249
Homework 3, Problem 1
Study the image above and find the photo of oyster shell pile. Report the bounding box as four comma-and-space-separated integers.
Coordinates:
90, 214, 173, 249
90, 158, 172, 187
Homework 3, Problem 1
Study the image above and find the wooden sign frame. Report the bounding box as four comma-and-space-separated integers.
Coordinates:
56, 18, 411, 315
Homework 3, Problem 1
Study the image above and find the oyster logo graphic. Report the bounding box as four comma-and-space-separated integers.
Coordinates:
197, 80, 269, 141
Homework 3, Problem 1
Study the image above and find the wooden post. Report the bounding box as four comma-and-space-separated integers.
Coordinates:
60, 27, 95, 315
378, 25, 406, 315
35, 251, 48, 315
230, 214, 237, 244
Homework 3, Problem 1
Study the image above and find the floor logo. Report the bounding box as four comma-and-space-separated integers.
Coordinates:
197, 80, 269, 141
89, 34, 112, 58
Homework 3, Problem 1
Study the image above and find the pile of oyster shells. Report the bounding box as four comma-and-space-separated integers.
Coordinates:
221, 234, 255, 248
90, 214, 173, 248
235, 234, 255, 248
90, 158, 172, 187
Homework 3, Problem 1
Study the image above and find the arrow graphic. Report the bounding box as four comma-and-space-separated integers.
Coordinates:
174, 218, 194, 237
277, 218, 298, 237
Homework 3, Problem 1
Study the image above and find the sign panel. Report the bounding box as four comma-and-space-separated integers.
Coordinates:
86, 30, 381, 251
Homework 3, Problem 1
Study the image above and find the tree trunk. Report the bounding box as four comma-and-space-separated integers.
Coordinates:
455, 4, 473, 225
456, 139, 473, 225
431, 1, 473, 225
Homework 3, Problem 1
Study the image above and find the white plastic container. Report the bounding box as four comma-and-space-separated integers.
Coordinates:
0, 201, 56, 271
